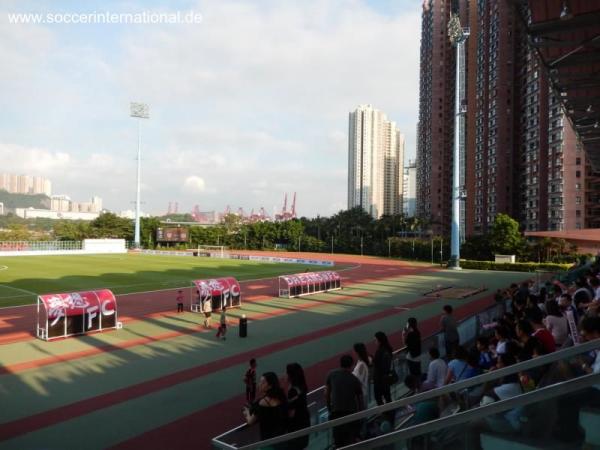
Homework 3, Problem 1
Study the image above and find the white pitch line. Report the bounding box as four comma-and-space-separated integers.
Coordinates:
0, 265, 8, 271
0, 284, 37, 300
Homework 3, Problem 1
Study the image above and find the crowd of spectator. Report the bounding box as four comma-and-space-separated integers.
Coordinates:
241, 266, 600, 449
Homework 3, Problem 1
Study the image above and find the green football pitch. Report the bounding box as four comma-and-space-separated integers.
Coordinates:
0, 254, 333, 307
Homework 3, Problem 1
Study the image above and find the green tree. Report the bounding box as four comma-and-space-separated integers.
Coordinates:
89, 213, 133, 239
488, 214, 525, 256
53, 220, 90, 241
0, 224, 32, 241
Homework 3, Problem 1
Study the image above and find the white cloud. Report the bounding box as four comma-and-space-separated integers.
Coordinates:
0, 0, 421, 217
0, 143, 71, 173
183, 175, 206, 193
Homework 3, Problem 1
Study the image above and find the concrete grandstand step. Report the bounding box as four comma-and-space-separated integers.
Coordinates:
480, 432, 576, 450
580, 407, 600, 447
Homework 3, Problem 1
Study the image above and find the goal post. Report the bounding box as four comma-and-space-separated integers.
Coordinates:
196, 245, 229, 258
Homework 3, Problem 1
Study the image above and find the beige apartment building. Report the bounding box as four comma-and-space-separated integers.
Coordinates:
0, 174, 51, 196
348, 105, 404, 219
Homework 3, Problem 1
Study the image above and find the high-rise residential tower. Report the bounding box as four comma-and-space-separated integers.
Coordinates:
348, 105, 404, 219
416, 0, 458, 235
417, 0, 599, 235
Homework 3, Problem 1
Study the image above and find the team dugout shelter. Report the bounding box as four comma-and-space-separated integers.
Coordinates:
278, 271, 341, 298
190, 277, 242, 312
36, 289, 119, 341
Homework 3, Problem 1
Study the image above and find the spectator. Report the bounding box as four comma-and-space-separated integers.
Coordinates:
543, 300, 568, 347
465, 349, 483, 378
573, 278, 593, 310
592, 277, 600, 302
325, 354, 364, 448
244, 358, 257, 404
373, 331, 394, 405
403, 317, 422, 377
476, 336, 495, 370
516, 281, 530, 304
512, 297, 527, 320
440, 305, 460, 357
422, 347, 448, 390
286, 363, 310, 450
243, 372, 288, 443
484, 353, 523, 433
527, 308, 556, 353
494, 326, 511, 356
559, 293, 579, 327
516, 320, 544, 361
579, 317, 600, 405
580, 316, 600, 378
445, 346, 470, 384
352, 342, 372, 402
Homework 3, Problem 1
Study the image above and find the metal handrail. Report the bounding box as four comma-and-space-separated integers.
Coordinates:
216, 338, 600, 450
342, 371, 600, 448
212, 300, 506, 448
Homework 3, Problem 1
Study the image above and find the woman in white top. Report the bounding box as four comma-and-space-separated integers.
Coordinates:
494, 326, 510, 356
352, 342, 372, 403
543, 300, 569, 347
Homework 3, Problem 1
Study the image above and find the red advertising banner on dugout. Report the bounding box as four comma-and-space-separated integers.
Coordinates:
192, 277, 241, 310
39, 289, 118, 339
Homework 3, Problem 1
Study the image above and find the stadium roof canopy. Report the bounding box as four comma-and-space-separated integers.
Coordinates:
521, 0, 600, 168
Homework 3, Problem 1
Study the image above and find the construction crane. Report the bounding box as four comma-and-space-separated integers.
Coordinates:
275, 192, 297, 221
290, 192, 297, 219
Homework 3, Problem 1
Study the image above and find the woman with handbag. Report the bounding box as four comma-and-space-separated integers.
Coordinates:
373, 331, 394, 405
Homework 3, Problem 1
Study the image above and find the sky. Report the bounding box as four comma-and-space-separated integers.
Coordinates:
0, 0, 421, 218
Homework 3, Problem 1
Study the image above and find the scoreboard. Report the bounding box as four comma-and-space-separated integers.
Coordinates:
156, 227, 189, 242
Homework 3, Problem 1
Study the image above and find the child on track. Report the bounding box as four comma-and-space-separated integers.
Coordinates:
176, 290, 184, 313
216, 306, 228, 339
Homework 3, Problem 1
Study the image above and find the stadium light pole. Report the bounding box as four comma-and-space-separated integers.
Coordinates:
448, 14, 469, 270
130, 102, 150, 249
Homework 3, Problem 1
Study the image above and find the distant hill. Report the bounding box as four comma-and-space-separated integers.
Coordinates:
0, 189, 50, 211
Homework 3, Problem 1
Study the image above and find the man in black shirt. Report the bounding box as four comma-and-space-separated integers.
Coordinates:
325, 354, 364, 447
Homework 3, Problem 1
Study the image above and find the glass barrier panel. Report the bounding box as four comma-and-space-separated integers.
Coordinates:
366, 375, 600, 450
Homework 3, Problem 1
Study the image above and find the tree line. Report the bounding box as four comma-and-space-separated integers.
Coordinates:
0, 209, 582, 263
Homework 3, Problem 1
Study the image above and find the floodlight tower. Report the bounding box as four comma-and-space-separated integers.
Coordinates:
448, 14, 469, 270
130, 102, 150, 248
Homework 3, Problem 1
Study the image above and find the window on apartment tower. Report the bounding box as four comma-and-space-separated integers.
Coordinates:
576, 170, 581, 178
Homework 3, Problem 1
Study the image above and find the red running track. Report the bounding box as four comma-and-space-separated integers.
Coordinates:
0, 253, 427, 345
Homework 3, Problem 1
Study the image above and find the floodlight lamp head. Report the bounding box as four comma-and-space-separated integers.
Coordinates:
130, 102, 150, 119
448, 14, 465, 46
